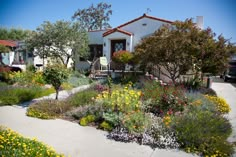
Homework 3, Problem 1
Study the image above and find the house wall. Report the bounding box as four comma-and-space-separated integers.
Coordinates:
88, 30, 107, 45
103, 32, 132, 61
119, 17, 170, 51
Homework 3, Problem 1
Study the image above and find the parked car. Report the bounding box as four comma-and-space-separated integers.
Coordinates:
222, 60, 236, 82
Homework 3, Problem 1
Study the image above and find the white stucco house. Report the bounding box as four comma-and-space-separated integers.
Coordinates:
0, 40, 34, 71
77, 13, 203, 73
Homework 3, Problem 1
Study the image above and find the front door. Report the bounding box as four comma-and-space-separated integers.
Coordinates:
110, 39, 126, 70
110, 39, 126, 58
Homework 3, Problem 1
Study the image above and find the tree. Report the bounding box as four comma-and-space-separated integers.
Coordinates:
27, 21, 89, 68
43, 64, 69, 100
0, 45, 10, 65
72, 2, 112, 31
0, 27, 31, 40
112, 50, 133, 77
26, 23, 53, 67
135, 19, 233, 83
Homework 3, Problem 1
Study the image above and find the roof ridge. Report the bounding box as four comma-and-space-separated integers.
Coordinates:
117, 14, 173, 28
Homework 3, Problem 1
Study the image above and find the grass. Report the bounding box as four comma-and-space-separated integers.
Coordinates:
0, 86, 55, 106
27, 99, 72, 119
0, 126, 64, 157
68, 88, 98, 107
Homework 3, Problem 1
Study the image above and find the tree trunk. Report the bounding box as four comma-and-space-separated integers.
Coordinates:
65, 56, 70, 68
55, 89, 59, 100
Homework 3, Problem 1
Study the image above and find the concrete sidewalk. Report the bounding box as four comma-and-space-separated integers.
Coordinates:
0, 105, 196, 157
211, 79, 236, 144
0, 85, 196, 157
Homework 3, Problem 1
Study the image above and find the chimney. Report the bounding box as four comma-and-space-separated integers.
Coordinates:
196, 16, 204, 29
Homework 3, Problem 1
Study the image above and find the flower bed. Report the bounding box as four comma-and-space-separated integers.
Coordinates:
0, 126, 64, 157
25, 79, 234, 156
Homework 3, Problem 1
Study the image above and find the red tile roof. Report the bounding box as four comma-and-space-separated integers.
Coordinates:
88, 29, 112, 32
0, 40, 17, 47
103, 14, 173, 37
103, 28, 132, 37
117, 13, 173, 28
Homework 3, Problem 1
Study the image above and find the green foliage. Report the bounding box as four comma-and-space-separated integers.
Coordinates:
26, 64, 36, 73
0, 85, 54, 106
27, 20, 88, 68
177, 76, 202, 91
26, 100, 72, 119
0, 126, 64, 157
68, 89, 98, 106
96, 84, 142, 113
186, 93, 218, 113
0, 44, 10, 53
0, 27, 31, 40
170, 108, 234, 156
135, 19, 233, 83
122, 111, 150, 133
9, 71, 45, 86
79, 115, 95, 126
43, 64, 69, 99
0, 87, 38, 106
112, 51, 133, 64
0, 72, 10, 82
66, 102, 105, 121
0, 82, 8, 87
99, 121, 113, 131
72, 2, 112, 30
102, 112, 122, 127
142, 80, 187, 116
67, 73, 93, 87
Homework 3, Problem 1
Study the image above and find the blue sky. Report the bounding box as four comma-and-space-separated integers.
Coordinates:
0, 0, 236, 43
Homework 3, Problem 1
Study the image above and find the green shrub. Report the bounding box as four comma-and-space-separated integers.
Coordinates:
95, 85, 142, 113
0, 126, 64, 157
112, 50, 133, 64
68, 89, 98, 107
79, 115, 95, 126
26, 64, 36, 72
9, 71, 45, 86
170, 108, 234, 156
43, 64, 69, 100
99, 121, 113, 131
0, 87, 38, 105
177, 76, 202, 91
66, 102, 105, 121
0, 81, 8, 87
102, 112, 122, 127
121, 111, 150, 133
0, 86, 55, 106
26, 99, 72, 119
67, 72, 93, 87
186, 92, 218, 113
142, 80, 187, 116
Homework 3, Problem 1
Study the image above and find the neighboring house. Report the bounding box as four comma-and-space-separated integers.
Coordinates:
0, 40, 34, 71
77, 14, 203, 73
0, 40, 16, 65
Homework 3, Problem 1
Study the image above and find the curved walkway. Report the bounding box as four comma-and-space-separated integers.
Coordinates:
211, 78, 236, 155
0, 85, 196, 157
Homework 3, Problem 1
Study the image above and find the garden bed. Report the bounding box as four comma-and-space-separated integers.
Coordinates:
0, 126, 64, 157
25, 78, 234, 156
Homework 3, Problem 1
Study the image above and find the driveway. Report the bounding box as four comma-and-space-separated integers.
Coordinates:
0, 86, 195, 157
212, 77, 236, 144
